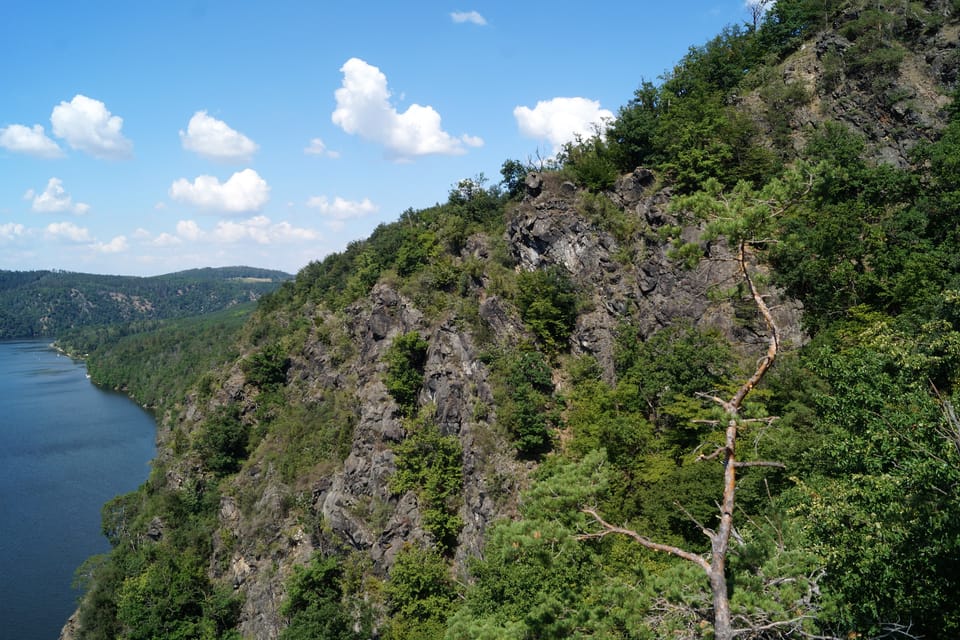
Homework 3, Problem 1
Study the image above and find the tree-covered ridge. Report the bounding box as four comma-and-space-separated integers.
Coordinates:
64, 1, 960, 639
0, 266, 290, 339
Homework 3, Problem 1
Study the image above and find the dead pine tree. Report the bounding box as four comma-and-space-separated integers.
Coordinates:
580, 175, 811, 640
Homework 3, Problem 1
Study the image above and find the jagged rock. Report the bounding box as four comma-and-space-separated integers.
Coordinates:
523, 171, 543, 198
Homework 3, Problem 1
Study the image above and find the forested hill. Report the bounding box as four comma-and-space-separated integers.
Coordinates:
0, 266, 291, 339
62, 2, 960, 640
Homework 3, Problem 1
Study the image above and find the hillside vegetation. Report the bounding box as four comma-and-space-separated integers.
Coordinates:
0, 266, 290, 339
61, 1, 960, 639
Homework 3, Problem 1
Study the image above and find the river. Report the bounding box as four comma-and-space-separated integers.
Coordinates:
0, 340, 156, 639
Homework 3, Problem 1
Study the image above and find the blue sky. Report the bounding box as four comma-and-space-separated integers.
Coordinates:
1, 1, 755, 276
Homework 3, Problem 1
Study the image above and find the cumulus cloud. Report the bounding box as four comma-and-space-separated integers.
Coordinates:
0, 124, 64, 158
306, 195, 378, 219
159, 217, 319, 246
26, 178, 90, 214
180, 111, 259, 162
169, 168, 270, 213
176, 219, 203, 241
0, 222, 26, 241
210, 216, 320, 244
332, 57, 482, 160
450, 10, 487, 25
304, 137, 340, 158
514, 97, 613, 153
50, 94, 133, 159
94, 236, 129, 253
46, 221, 92, 243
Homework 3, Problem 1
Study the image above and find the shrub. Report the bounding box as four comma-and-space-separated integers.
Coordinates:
384, 332, 429, 415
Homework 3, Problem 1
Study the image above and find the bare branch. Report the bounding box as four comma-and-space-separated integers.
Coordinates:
580, 507, 711, 572
697, 446, 727, 462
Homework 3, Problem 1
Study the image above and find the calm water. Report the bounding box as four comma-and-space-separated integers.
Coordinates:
0, 340, 156, 640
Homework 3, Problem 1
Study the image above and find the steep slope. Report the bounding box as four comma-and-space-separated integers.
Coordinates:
62, 2, 960, 638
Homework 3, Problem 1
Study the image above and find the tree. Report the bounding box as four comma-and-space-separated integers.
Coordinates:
581, 175, 809, 640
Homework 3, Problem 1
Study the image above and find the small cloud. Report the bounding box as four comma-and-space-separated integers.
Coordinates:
304, 137, 340, 158
514, 97, 613, 154
0, 222, 26, 241
450, 10, 487, 25
154, 201, 167, 210
132, 227, 152, 239
169, 168, 270, 213
165, 216, 318, 245
461, 134, 484, 147
94, 235, 128, 253
307, 195, 378, 229
151, 232, 183, 247
180, 111, 259, 162
46, 221, 92, 243
332, 57, 480, 160
176, 220, 203, 241
27, 177, 90, 214
0, 124, 64, 158
211, 215, 320, 244
50, 94, 133, 159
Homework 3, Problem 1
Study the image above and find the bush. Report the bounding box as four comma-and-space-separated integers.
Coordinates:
514, 267, 578, 353
384, 332, 429, 415
390, 416, 463, 553
195, 406, 249, 475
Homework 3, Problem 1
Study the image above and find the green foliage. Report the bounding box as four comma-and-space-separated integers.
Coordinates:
390, 415, 463, 553
242, 342, 290, 389
280, 554, 365, 640
383, 546, 459, 640
195, 406, 249, 476
61, 304, 252, 414
559, 135, 619, 192
491, 348, 557, 457
499, 159, 532, 199
782, 331, 960, 637
384, 331, 429, 415
116, 549, 239, 640
0, 266, 287, 339
447, 452, 649, 639
76, 474, 236, 639
514, 267, 578, 352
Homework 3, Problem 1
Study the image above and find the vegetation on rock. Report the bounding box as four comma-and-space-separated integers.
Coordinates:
54, 2, 960, 639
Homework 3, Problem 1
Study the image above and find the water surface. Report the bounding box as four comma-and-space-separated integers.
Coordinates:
0, 340, 156, 639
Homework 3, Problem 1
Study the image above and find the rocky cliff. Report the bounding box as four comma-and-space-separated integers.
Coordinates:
121, 167, 801, 639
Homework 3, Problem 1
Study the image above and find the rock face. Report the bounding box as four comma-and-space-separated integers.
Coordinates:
508, 170, 804, 381
141, 168, 804, 639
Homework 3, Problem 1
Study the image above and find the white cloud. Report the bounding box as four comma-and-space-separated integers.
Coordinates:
0, 222, 26, 241
176, 219, 203, 241
306, 195, 378, 219
332, 57, 482, 160
450, 10, 487, 25
0, 124, 64, 158
94, 235, 129, 253
304, 137, 340, 158
151, 232, 183, 247
132, 227, 152, 239
211, 215, 320, 244
514, 97, 614, 153
50, 94, 133, 159
169, 168, 270, 213
180, 111, 259, 162
27, 177, 90, 214
46, 221, 92, 243
307, 195, 378, 231
163, 216, 318, 245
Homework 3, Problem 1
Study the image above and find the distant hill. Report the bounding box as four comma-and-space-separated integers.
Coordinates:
0, 266, 292, 338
